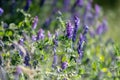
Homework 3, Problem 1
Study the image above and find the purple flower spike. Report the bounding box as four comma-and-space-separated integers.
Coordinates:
74, 16, 80, 26
53, 31, 58, 46
0, 8, 4, 16
32, 35, 37, 41
52, 53, 58, 68
63, 0, 70, 11
83, 25, 89, 35
18, 38, 24, 45
96, 18, 108, 35
78, 34, 84, 50
66, 21, 73, 39
24, 54, 30, 66
32, 16, 38, 29
78, 0, 84, 7
96, 24, 103, 35
16, 66, 22, 75
78, 50, 83, 59
89, 30, 95, 37
61, 62, 68, 70
24, 0, 31, 11
86, 2, 92, 11
37, 29, 45, 40
77, 34, 85, 60
72, 16, 80, 42
95, 4, 101, 17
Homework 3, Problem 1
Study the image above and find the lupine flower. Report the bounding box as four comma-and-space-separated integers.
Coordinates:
63, 0, 70, 11
0, 8, 4, 16
77, 34, 84, 51
96, 19, 108, 35
83, 1, 92, 24
66, 21, 73, 39
53, 31, 58, 46
52, 53, 58, 68
89, 30, 95, 38
37, 29, 44, 40
24, 54, 30, 66
18, 50, 24, 57
18, 38, 24, 45
24, 0, 31, 11
78, 0, 84, 7
86, 1, 92, 11
32, 16, 38, 29
83, 25, 89, 35
3, 23, 9, 28
32, 35, 37, 41
82, 25, 89, 42
71, 0, 83, 12
85, 12, 95, 26
39, 0, 46, 7
102, 18, 108, 32
43, 18, 52, 28
61, 62, 68, 70
95, 4, 101, 17
72, 16, 80, 42
77, 34, 84, 59
16, 66, 22, 75
96, 24, 104, 35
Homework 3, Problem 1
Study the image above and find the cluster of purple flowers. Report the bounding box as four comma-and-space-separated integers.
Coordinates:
52, 31, 58, 68
66, 21, 73, 39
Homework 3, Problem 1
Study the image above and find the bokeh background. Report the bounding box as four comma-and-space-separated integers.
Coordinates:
0, 0, 120, 43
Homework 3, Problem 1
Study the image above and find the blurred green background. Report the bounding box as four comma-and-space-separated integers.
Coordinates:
95, 0, 120, 43
0, 0, 120, 43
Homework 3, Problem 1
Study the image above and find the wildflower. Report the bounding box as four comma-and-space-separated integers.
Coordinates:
89, 30, 95, 38
77, 34, 84, 51
96, 19, 108, 35
37, 29, 44, 40
18, 38, 24, 45
72, 16, 80, 42
16, 66, 22, 75
95, 4, 101, 17
52, 53, 58, 68
71, 0, 84, 12
32, 16, 38, 29
86, 1, 92, 11
53, 31, 58, 46
61, 62, 68, 70
77, 34, 85, 58
43, 18, 52, 28
66, 21, 73, 39
0, 8, 4, 16
78, 0, 84, 7
63, 0, 70, 11
24, 0, 31, 11
3, 23, 9, 28
83, 25, 89, 36
32, 35, 37, 41
24, 54, 30, 66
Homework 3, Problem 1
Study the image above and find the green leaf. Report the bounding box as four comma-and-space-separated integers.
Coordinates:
0, 31, 4, 36
5, 29, 14, 37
